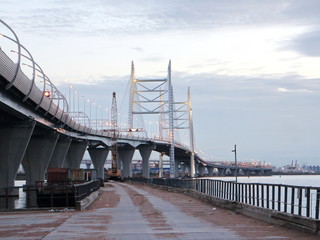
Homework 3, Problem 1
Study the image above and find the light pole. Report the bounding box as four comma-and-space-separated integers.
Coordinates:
87, 99, 91, 127
99, 105, 102, 129
73, 87, 75, 113
232, 144, 238, 183
81, 96, 85, 125
75, 90, 79, 115
93, 102, 97, 128
68, 82, 71, 113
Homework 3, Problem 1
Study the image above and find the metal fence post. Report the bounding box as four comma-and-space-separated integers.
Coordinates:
291, 188, 295, 214
316, 189, 320, 219
278, 185, 281, 211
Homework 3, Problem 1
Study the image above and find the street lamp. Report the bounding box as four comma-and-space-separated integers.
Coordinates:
232, 144, 238, 183
87, 99, 91, 126
93, 102, 97, 128
75, 90, 79, 114
99, 105, 102, 129
68, 82, 72, 112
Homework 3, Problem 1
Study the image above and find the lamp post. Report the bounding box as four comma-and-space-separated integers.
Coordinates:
93, 102, 97, 128
75, 90, 79, 114
68, 82, 71, 113
73, 87, 75, 113
99, 105, 102, 129
81, 96, 85, 125
87, 99, 91, 127
232, 144, 238, 183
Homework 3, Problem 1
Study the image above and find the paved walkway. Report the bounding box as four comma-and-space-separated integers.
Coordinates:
0, 182, 317, 239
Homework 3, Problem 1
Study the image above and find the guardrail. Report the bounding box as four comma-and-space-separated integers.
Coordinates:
130, 178, 320, 220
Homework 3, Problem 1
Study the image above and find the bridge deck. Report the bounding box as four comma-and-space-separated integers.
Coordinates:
0, 183, 316, 239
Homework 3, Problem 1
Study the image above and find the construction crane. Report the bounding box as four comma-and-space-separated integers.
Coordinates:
107, 92, 121, 180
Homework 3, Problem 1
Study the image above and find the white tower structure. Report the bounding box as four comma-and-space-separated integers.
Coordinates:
128, 61, 196, 178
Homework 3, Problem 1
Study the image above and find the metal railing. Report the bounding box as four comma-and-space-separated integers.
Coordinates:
130, 178, 320, 219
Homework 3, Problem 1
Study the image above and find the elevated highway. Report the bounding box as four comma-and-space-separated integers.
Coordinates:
0, 20, 271, 188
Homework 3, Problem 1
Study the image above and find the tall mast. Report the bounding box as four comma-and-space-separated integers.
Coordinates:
111, 92, 118, 173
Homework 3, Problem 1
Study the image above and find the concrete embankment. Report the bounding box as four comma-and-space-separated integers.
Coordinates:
130, 181, 320, 235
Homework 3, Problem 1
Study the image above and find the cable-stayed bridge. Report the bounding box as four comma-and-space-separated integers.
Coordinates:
0, 20, 271, 187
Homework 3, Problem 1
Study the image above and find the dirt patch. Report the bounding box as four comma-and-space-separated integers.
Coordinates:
154, 232, 186, 239
0, 213, 71, 238
130, 183, 319, 240
86, 185, 120, 210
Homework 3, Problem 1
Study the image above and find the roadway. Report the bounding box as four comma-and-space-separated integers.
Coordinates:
0, 183, 316, 240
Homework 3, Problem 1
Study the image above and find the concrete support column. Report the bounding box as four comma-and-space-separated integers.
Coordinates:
174, 159, 181, 178
88, 147, 109, 180
48, 137, 71, 168
198, 165, 205, 177
185, 165, 191, 177
231, 168, 238, 176
180, 162, 186, 178
118, 147, 135, 178
218, 168, 226, 176
22, 132, 59, 185
0, 120, 35, 187
63, 141, 87, 169
138, 145, 154, 178
195, 163, 199, 177
207, 166, 214, 177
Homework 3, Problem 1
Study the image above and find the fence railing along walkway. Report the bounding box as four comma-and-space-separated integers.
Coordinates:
130, 178, 320, 220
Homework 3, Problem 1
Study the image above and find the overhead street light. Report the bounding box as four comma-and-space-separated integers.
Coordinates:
44, 90, 50, 97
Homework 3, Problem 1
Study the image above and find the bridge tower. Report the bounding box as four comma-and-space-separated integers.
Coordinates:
128, 61, 196, 178
188, 87, 196, 178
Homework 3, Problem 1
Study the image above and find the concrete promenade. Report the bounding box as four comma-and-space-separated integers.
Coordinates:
0, 182, 317, 239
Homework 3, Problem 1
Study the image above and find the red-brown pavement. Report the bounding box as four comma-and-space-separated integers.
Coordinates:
0, 182, 318, 239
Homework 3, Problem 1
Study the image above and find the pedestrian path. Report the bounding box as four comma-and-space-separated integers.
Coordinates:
0, 182, 317, 239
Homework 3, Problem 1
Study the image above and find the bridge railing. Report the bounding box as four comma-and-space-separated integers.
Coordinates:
130, 178, 320, 220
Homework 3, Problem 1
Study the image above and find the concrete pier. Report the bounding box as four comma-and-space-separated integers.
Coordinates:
63, 140, 87, 169
88, 146, 109, 180
138, 145, 154, 178
22, 131, 59, 185
48, 136, 71, 168
118, 146, 135, 178
0, 120, 35, 187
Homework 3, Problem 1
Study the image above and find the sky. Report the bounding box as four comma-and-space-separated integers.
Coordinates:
1, 0, 320, 167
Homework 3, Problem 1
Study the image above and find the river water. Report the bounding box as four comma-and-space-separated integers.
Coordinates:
8, 175, 320, 211
206, 175, 320, 187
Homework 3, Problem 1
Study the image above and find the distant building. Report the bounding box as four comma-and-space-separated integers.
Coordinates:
277, 160, 303, 173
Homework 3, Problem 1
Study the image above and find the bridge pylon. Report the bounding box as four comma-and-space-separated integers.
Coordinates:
128, 61, 196, 178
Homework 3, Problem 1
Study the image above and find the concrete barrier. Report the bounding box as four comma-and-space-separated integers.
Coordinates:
130, 181, 320, 235
76, 189, 101, 211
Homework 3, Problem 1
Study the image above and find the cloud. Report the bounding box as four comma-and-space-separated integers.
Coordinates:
0, 0, 298, 38
286, 30, 320, 57
132, 47, 143, 52
276, 87, 314, 93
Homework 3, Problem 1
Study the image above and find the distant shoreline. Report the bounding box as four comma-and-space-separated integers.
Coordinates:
206, 173, 320, 178
271, 172, 320, 176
